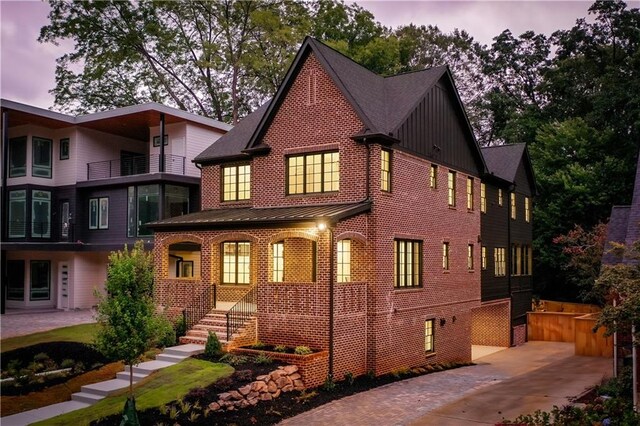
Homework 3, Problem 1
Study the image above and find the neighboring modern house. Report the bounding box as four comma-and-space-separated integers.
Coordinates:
149, 37, 534, 383
0, 100, 230, 312
474, 144, 535, 347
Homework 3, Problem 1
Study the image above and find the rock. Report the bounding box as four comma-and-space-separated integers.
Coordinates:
270, 370, 285, 380
251, 381, 267, 392
256, 374, 269, 382
208, 402, 221, 411
293, 379, 304, 388
248, 391, 259, 399
260, 392, 273, 401
276, 376, 292, 388
226, 405, 235, 411
273, 389, 281, 398
238, 385, 251, 396
248, 397, 259, 406
238, 399, 251, 409
218, 392, 232, 401
282, 384, 294, 392
229, 390, 243, 400
283, 365, 299, 375
289, 373, 301, 381
267, 380, 278, 393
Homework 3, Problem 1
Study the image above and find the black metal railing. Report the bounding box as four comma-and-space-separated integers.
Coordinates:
226, 287, 257, 341
183, 284, 217, 330
87, 154, 186, 180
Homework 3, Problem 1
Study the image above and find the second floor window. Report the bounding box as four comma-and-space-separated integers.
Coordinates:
9, 136, 27, 177
498, 188, 503, 206
481, 246, 487, 270
89, 197, 109, 230
443, 242, 450, 270
525, 197, 531, 222
480, 183, 486, 213
511, 193, 517, 220
494, 247, 506, 276
288, 151, 340, 195
430, 164, 438, 189
467, 177, 474, 210
32, 137, 52, 178
394, 239, 422, 288
223, 164, 251, 201
222, 241, 250, 284
8, 190, 26, 238
381, 150, 391, 192
468, 244, 474, 270
32, 190, 51, 238
448, 171, 456, 207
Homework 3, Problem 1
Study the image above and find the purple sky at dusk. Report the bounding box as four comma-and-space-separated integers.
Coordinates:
1, 0, 596, 111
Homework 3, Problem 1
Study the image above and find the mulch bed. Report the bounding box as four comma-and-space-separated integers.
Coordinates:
1, 341, 109, 395
92, 359, 472, 425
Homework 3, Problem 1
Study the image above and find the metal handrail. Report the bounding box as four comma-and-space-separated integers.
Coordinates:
86, 154, 186, 180
226, 287, 257, 341
183, 284, 217, 330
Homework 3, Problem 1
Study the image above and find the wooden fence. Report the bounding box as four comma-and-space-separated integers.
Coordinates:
533, 299, 601, 314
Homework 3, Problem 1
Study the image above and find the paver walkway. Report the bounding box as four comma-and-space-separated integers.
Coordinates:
280, 342, 611, 426
1, 309, 96, 339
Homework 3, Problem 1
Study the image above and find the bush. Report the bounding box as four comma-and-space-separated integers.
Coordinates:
251, 341, 266, 349
174, 315, 187, 338
598, 366, 633, 398
33, 353, 50, 363
323, 374, 337, 392
219, 353, 249, 366
274, 345, 287, 353
344, 371, 355, 386
153, 314, 177, 348
60, 359, 75, 369
253, 351, 273, 365
294, 346, 312, 355
204, 332, 223, 359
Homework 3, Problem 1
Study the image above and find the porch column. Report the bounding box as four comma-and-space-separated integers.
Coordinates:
159, 112, 165, 173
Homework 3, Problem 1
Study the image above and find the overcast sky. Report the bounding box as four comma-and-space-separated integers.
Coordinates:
1, 0, 597, 111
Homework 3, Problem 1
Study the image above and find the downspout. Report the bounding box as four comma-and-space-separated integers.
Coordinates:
365, 141, 371, 200
158, 113, 166, 222
328, 225, 335, 380
1, 110, 8, 315
507, 184, 515, 346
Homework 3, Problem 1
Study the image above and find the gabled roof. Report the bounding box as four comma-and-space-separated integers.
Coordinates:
603, 206, 631, 265
147, 201, 371, 231
195, 37, 481, 168
481, 144, 536, 193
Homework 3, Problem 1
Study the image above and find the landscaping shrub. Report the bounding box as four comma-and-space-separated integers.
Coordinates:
174, 315, 187, 339
204, 332, 223, 359
219, 353, 249, 367
251, 341, 266, 349
344, 371, 355, 386
274, 345, 287, 353
253, 351, 273, 365
294, 345, 312, 355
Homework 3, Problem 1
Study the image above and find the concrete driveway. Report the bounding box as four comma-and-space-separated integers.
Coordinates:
280, 341, 612, 426
1, 308, 96, 339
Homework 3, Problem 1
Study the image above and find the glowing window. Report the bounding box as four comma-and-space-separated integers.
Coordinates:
337, 239, 351, 283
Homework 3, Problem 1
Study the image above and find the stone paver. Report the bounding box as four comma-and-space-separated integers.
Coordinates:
280, 342, 611, 426
1, 308, 96, 339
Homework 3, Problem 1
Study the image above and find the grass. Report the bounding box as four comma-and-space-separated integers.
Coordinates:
1, 323, 99, 353
35, 358, 234, 426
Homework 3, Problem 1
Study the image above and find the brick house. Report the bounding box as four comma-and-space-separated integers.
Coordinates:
150, 37, 532, 382
1, 100, 229, 312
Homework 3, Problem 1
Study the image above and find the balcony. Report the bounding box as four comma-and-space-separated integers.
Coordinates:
87, 154, 186, 180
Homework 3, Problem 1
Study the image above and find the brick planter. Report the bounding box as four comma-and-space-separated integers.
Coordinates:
232, 348, 329, 389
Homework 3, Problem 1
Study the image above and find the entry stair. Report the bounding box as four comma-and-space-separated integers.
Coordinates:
179, 309, 253, 346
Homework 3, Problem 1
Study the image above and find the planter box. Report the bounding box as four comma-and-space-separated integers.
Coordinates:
232, 348, 329, 389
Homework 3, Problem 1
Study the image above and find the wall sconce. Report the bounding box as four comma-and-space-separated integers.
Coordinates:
440, 318, 446, 327
317, 221, 327, 232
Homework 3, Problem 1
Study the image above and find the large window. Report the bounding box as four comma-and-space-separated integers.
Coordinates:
287, 151, 339, 194
9, 136, 27, 177
467, 177, 474, 210
393, 239, 422, 288
430, 164, 438, 189
222, 242, 250, 284
7, 260, 25, 300
137, 184, 160, 237
32, 137, 52, 178
30, 260, 51, 301
447, 171, 456, 207
222, 164, 251, 201
31, 190, 51, 238
510, 193, 517, 220
89, 197, 109, 230
8, 190, 26, 238
443, 242, 450, 270
525, 197, 531, 223
380, 150, 391, 192
480, 183, 486, 213
337, 239, 351, 283
425, 319, 435, 353
272, 242, 284, 282
165, 185, 190, 217
494, 247, 506, 277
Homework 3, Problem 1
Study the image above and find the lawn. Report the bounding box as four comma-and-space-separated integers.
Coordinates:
35, 358, 234, 426
0, 323, 98, 352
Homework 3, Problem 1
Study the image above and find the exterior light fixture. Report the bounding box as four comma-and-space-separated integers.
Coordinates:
317, 221, 327, 232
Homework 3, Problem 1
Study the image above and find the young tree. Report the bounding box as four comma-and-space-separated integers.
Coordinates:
95, 241, 156, 421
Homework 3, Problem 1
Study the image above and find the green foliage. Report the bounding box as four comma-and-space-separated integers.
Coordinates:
253, 351, 273, 365
295, 389, 318, 404
597, 367, 633, 398
152, 314, 177, 348
250, 341, 266, 349
219, 353, 249, 367
204, 332, 223, 359
273, 345, 287, 353
174, 315, 187, 339
294, 346, 313, 355
322, 374, 337, 392
344, 371, 354, 386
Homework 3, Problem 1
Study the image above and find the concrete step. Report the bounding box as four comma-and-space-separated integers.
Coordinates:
125, 360, 175, 375
71, 391, 105, 404
156, 353, 188, 363
193, 324, 226, 333
116, 371, 148, 383
199, 318, 227, 326
81, 378, 130, 396
163, 344, 205, 357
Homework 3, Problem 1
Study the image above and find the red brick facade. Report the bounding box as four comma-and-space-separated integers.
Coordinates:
471, 300, 511, 347
154, 52, 483, 382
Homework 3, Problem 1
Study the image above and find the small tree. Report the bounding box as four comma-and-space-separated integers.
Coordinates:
95, 241, 156, 424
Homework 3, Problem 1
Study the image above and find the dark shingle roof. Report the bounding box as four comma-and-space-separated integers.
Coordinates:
603, 206, 631, 265
195, 37, 450, 164
481, 144, 527, 183
147, 201, 371, 230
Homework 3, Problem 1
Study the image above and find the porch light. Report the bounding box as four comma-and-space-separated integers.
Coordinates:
317, 221, 327, 232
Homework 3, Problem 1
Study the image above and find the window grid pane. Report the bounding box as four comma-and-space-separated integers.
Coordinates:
448, 171, 456, 206
323, 152, 340, 192
8, 190, 26, 238
9, 136, 27, 177
467, 177, 474, 210
468, 244, 474, 270
32, 190, 51, 238
337, 239, 351, 283
394, 239, 422, 288
223, 166, 237, 201
481, 246, 487, 270
511, 193, 516, 219
238, 165, 251, 200
288, 156, 305, 194
498, 189, 503, 206
381, 150, 390, 192
443, 242, 450, 270
32, 137, 52, 178
480, 183, 486, 213
425, 319, 434, 352
525, 197, 531, 222
273, 242, 284, 282
288, 152, 339, 194
307, 154, 323, 193
430, 165, 437, 189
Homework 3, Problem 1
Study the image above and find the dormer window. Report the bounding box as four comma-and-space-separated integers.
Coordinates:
222, 164, 251, 201
287, 151, 339, 195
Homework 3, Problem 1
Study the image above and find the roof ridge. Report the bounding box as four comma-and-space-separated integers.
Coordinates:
384, 65, 448, 79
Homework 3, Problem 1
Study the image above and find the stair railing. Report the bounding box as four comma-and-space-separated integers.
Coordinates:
182, 284, 217, 330
226, 287, 257, 341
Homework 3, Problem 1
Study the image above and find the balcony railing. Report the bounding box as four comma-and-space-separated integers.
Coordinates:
87, 154, 186, 180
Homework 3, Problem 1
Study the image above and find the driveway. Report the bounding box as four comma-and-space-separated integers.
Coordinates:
1, 308, 96, 339
280, 341, 611, 426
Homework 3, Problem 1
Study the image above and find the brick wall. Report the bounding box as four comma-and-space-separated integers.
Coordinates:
512, 323, 527, 346
471, 300, 511, 347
